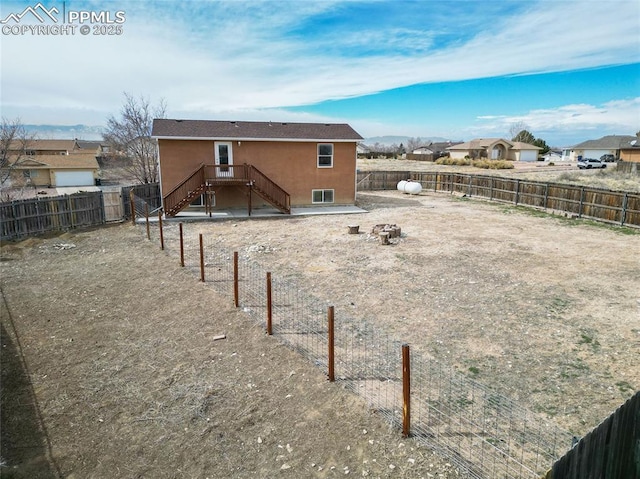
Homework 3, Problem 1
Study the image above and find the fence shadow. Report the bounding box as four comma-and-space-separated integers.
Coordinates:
0, 308, 60, 478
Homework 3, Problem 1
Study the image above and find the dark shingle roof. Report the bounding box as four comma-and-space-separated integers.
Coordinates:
572, 135, 636, 149
152, 119, 363, 141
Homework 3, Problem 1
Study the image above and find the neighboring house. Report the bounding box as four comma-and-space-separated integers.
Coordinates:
447, 138, 541, 161
6, 139, 79, 156
617, 136, 640, 163
541, 149, 563, 162
6, 153, 100, 187
412, 146, 434, 155
75, 140, 109, 156
408, 141, 461, 161
151, 119, 363, 216
562, 135, 636, 162
356, 143, 371, 156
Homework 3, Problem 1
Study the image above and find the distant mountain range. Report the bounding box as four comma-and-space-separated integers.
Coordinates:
24, 124, 104, 140
362, 135, 455, 146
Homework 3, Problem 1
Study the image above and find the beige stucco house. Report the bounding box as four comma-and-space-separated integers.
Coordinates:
3, 139, 100, 187
561, 135, 637, 162
6, 153, 100, 188
447, 138, 541, 161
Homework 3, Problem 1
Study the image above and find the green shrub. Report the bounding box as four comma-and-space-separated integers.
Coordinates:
471, 159, 514, 170
437, 157, 471, 166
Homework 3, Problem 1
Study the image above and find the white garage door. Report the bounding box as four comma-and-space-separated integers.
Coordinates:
519, 150, 539, 162
55, 171, 95, 187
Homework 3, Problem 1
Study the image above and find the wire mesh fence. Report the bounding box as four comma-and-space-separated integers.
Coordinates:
134, 215, 574, 478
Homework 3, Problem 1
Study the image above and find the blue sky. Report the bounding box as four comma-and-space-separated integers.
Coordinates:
1, 0, 639, 146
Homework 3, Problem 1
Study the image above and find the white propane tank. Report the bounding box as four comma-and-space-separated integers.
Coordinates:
397, 180, 422, 195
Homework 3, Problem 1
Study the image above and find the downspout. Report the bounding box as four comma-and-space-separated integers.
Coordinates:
155, 138, 164, 214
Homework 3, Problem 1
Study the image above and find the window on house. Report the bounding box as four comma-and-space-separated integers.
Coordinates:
317, 143, 333, 168
312, 189, 334, 204
23, 170, 37, 178
190, 193, 215, 207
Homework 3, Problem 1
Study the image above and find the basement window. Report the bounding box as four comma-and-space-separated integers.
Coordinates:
317, 143, 333, 168
312, 189, 334, 204
189, 194, 215, 208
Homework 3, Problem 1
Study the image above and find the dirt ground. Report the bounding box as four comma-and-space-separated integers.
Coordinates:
171, 190, 638, 436
1, 221, 459, 478
1, 184, 639, 478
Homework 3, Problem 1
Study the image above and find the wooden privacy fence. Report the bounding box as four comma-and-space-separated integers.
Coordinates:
0, 192, 104, 241
122, 183, 161, 219
0, 183, 162, 241
102, 190, 124, 222
356, 171, 640, 227
544, 390, 639, 479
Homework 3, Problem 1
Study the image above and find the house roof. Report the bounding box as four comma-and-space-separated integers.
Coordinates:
75, 140, 105, 151
152, 119, 363, 142
620, 138, 640, 150
447, 138, 508, 150
10, 153, 99, 169
510, 141, 542, 150
7, 139, 79, 152
447, 138, 541, 151
430, 141, 463, 152
572, 135, 636, 149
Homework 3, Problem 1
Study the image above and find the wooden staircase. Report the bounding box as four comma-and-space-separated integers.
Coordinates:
163, 164, 291, 217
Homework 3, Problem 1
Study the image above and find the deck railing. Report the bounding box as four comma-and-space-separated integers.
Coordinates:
163, 164, 291, 216
246, 164, 291, 213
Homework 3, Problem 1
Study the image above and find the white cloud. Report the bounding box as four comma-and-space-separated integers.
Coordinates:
475, 97, 640, 132
466, 97, 640, 144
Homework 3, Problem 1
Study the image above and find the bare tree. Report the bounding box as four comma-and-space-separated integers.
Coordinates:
406, 137, 424, 152
103, 93, 166, 184
508, 121, 530, 141
1, 117, 36, 201
513, 129, 536, 144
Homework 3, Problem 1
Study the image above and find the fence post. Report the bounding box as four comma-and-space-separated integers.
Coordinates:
233, 251, 239, 307
158, 210, 164, 250
328, 306, 335, 382
130, 190, 135, 226
578, 186, 585, 218
402, 343, 411, 437
544, 183, 549, 209
514, 179, 520, 205
12, 201, 19, 238
68, 195, 75, 228
179, 222, 184, 267
199, 234, 205, 282
266, 272, 273, 335
145, 203, 150, 240
621, 192, 628, 226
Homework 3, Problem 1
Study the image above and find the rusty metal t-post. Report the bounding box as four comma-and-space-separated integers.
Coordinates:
179, 223, 184, 267
199, 234, 205, 282
233, 251, 239, 307
266, 272, 272, 335
328, 306, 335, 382
158, 210, 164, 250
402, 343, 411, 437
129, 190, 135, 226
144, 203, 150, 240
